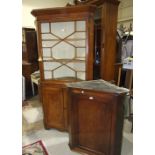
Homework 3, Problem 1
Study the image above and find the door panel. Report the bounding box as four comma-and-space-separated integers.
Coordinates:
42, 86, 64, 129
72, 93, 114, 155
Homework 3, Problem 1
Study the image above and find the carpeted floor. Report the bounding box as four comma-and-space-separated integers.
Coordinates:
22, 95, 133, 155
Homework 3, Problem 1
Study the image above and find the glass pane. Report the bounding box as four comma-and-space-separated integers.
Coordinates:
43, 57, 54, 61
41, 34, 58, 40
68, 40, 86, 47
43, 62, 61, 70
76, 21, 86, 31
67, 62, 85, 71
77, 72, 86, 80
44, 71, 52, 79
67, 32, 86, 39
41, 23, 50, 33
52, 41, 75, 59
53, 66, 75, 78
51, 22, 74, 38
42, 41, 58, 47
42, 48, 51, 57
76, 58, 85, 60
77, 48, 86, 57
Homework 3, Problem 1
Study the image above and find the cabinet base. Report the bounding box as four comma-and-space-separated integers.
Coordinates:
69, 144, 104, 155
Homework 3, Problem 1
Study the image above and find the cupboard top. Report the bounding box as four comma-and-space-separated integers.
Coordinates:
31, 5, 96, 17
67, 79, 129, 94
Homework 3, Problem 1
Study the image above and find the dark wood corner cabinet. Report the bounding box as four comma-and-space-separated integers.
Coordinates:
75, 0, 120, 81
31, 5, 96, 131
22, 28, 38, 98
68, 80, 128, 155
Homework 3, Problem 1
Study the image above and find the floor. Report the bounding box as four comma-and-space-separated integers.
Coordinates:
22, 95, 133, 155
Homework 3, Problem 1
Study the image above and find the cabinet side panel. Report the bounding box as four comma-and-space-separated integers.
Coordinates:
68, 92, 79, 148
110, 95, 124, 155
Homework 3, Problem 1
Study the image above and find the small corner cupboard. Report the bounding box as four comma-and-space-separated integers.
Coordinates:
67, 80, 128, 155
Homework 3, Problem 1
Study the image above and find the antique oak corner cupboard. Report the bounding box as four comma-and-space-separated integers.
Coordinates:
31, 5, 96, 131
67, 80, 128, 155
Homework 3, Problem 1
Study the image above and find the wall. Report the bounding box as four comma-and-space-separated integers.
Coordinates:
23, 0, 133, 29
22, 5, 35, 28
22, 0, 73, 28
117, 0, 133, 30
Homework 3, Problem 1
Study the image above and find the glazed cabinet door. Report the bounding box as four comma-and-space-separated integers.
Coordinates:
40, 20, 88, 81
42, 86, 65, 130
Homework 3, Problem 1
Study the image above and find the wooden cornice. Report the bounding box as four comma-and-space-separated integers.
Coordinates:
31, 5, 96, 17
76, 0, 120, 6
